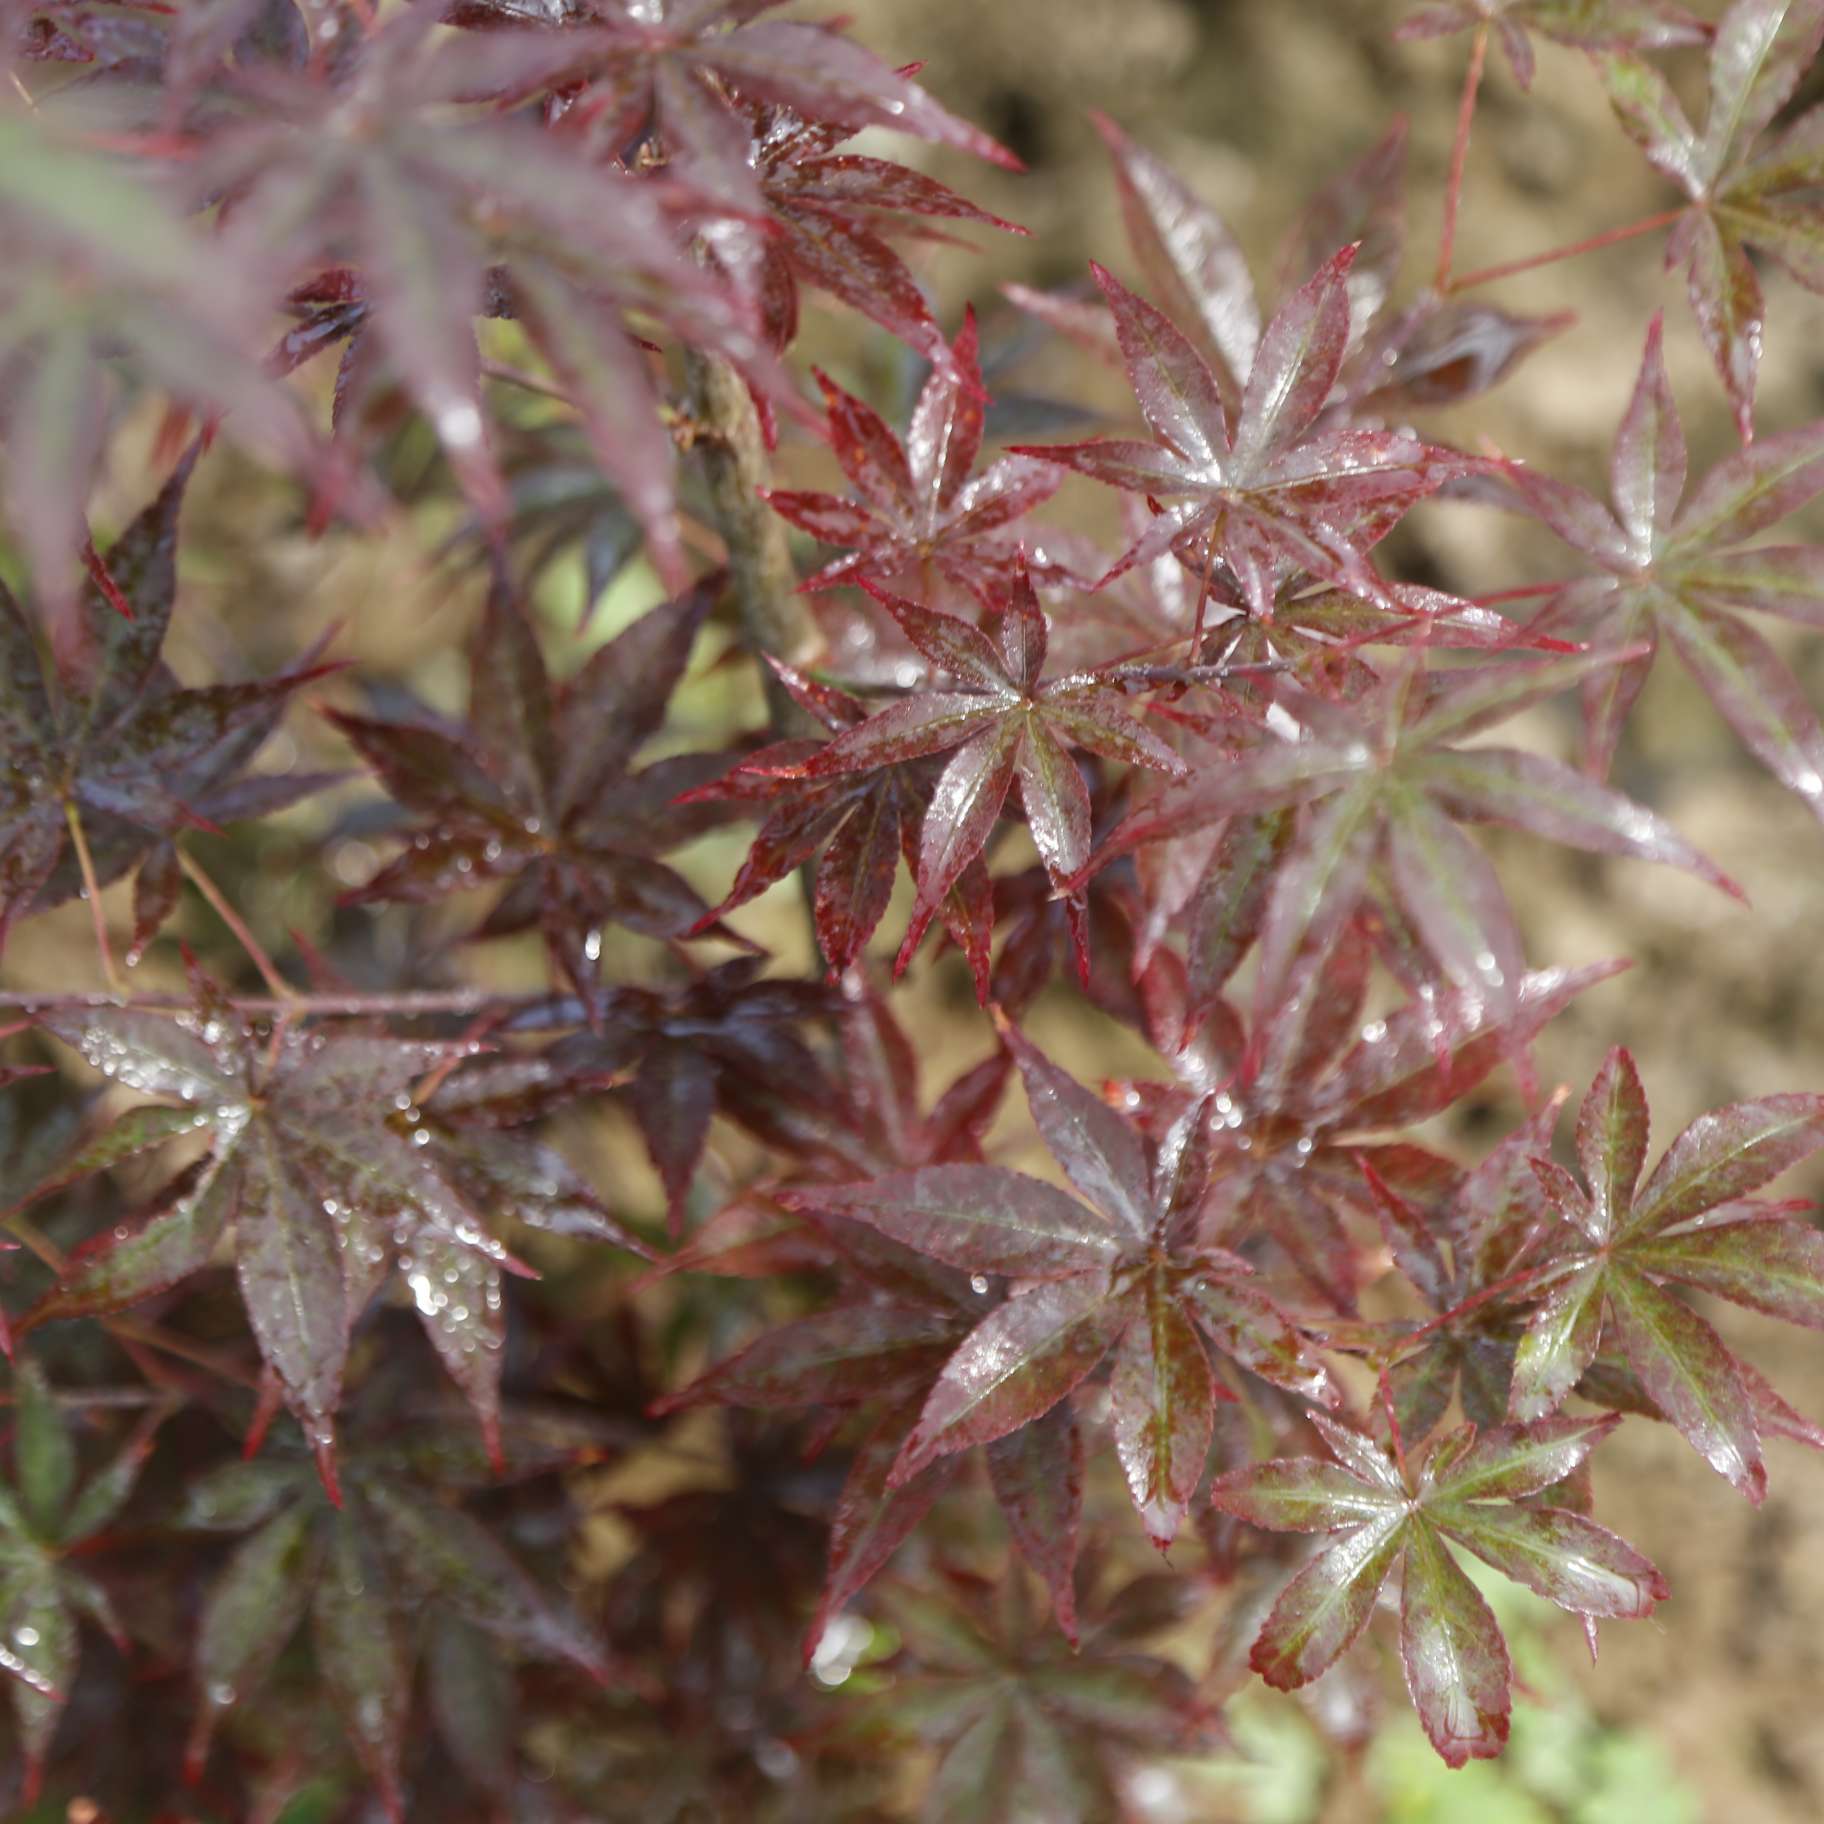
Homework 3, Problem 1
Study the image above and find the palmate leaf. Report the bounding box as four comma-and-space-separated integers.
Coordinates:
436, 958, 836, 1232
1511, 313, 1824, 811
852, 1570, 1221, 1824
1372, 1098, 1566, 1437
680, 661, 991, 983
1096, 646, 1731, 1027
1080, 113, 1565, 430
765, 313, 1069, 612
724, 566, 1184, 991
184, 6, 776, 586
332, 578, 743, 1012
1396, 1, 1710, 91
0, 102, 322, 608
1594, 0, 1824, 435
1506, 1046, 1824, 1500
717, 97, 1028, 370
179, 1401, 609, 1820
1210, 1410, 1666, 1765
450, 0, 1019, 211
650, 979, 1097, 1641
1123, 944, 1622, 1312
786, 1026, 1340, 1548
0, 1355, 164, 1802
0, 455, 338, 957
28, 990, 647, 1484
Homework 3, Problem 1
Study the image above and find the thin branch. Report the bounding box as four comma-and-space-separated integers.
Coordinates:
682, 349, 816, 730
1447, 207, 1685, 294
1435, 26, 1488, 292
178, 848, 295, 1001
62, 798, 123, 996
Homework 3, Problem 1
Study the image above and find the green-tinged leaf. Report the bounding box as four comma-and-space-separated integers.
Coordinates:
1208, 1458, 1400, 1532
1249, 1516, 1405, 1689
1578, 1047, 1651, 1236
1183, 1274, 1341, 1406
1608, 1268, 1764, 1498
194, 1501, 320, 1728
312, 1511, 408, 1816
1629, 1090, 1824, 1234
1431, 1414, 1620, 1503
0, 1567, 76, 1779
1632, 1217, 1824, 1327
34, 1158, 241, 1324
1108, 1279, 1216, 1546
1508, 1264, 1608, 1422
427, 1614, 516, 1799
366, 1485, 607, 1677
1398, 1524, 1510, 1767
1438, 1504, 1668, 1618
12, 1357, 75, 1539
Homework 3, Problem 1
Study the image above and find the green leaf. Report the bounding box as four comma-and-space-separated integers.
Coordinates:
12, 1358, 74, 1540
312, 1511, 408, 1817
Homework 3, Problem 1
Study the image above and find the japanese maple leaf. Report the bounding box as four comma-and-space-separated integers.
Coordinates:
26, 988, 634, 1484
1090, 113, 1568, 424
654, 978, 1106, 1642
765, 314, 1068, 611
1210, 1410, 1667, 1766
330, 579, 741, 1010
1508, 313, 1824, 808
1122, 934, 1621, 1312
852, 1571, 1219, 1821
185, 5, 764, 585
0, 456, 337, 959
460, 0, 1019, 210
0, 1357, 165, 1804
658, 1215, 1077, 1640
679, 660, 994, 986
1595, 0, 1824, 435
438, 958, 835, 1232
1050, 499, 1536, 686
789, 1026, 1340, 1548
1366, 1097, 1567, 1437
1096, 646, 1733, 1024
1397, 1, 1709, 90
1012, 255, 1473, 618
1505, 1045, 1824, 1501
0, 104, 319, 608
771, 567, 1185, 980
715, 97, 1027, 371
178, 1401, 611, 1820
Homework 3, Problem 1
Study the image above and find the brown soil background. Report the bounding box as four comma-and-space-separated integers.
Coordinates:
812, 0, 1824, 1816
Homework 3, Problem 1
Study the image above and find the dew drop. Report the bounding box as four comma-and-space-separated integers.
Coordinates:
969, 1274, 989, 1295
13, 1626, 38, 1648
437, 402, 483, 449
